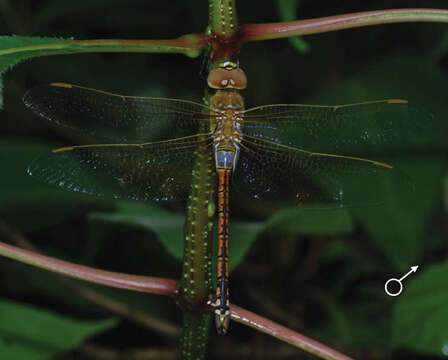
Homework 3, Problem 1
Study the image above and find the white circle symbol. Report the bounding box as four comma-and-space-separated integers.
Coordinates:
384, 278, 403, 296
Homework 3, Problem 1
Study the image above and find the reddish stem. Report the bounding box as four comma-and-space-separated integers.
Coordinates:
0, 239, 354, 358
241, 8, 448, 41
0, 241, 178, 296
230, 304, 354, 360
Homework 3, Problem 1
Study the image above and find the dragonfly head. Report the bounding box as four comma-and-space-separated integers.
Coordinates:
207, 61, 247, 90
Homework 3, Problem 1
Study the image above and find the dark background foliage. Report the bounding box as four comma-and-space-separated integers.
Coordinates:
1, 0, 448, 359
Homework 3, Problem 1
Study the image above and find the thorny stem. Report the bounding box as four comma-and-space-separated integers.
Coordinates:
178, 148, 215, 359
208, 0, 238, 36
177, 1, 240, 359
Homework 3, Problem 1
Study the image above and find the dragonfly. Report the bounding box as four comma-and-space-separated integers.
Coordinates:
24, 61, 418, 334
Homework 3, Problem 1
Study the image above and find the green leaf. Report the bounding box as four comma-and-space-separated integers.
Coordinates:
352, 156, 445, 270
0, 36, 70, 108
391, 263, 448, 356
310, 54, 448, 151
89, 202, 262, 271
264, 206, 353, 235
320, 240, 383, 296
32, 0, 112, 28
0, 298, 116, 360
309, 54, 448, 269
428, 29, 448, 63
89, 202, 185, 260
228, 221, 262, 270
277, 0, 310, 53
0, 140, 99, 229
0, 34, 203, 108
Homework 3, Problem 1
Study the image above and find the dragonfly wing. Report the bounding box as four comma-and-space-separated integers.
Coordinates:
24, 83, 212, 143
28, 135, 213, 202
233, 136, 412, 208
242, 100, 431, 155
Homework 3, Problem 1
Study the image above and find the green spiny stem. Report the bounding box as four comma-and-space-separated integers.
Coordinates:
180, 313, 211, 359
179, 147, 215, 305
179, 1, 239, 358
178, 146, 215, 360
208, 0, 238, 36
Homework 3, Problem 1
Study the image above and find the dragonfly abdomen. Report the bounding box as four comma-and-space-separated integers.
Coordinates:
215, 168, 231, 335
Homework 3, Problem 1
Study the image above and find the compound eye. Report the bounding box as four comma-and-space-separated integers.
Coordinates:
230, 68, 247, 90
207, 68, 229, 89
207, 68, 247, 89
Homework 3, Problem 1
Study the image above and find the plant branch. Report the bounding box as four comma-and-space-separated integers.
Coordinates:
0, 221, 180, 337
241, 8, 448, 41
0, 234, 353, 359
0, 34, 206, 58
0, 238, 177, 296
230, 304, 354, 360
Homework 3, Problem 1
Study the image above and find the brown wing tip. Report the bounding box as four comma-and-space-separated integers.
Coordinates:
50, 82, 73, 89
388, 99, 408, 104
52, 146, 74, 153
374, 161, 393, 169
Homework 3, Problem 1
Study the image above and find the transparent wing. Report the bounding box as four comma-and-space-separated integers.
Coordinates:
233, 135, 412, 207
28, 135, 213, 202
23, 83, 213, 143
242, 100, 431, 155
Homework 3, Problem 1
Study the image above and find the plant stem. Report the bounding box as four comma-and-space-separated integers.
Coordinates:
230, 304, 354, 360
0, 227, 356, 359
0, 236, 177, 295
177, 147, 215, 359
178, 1, 240, 359
208, 0, 238, 36
0, 221, 180, 337
241, 8, 448, 41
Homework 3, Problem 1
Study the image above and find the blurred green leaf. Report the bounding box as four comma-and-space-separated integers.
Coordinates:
0, 34, 202, 107
310, 54, 448, 151
0, 298, 116, 360
353, 156, 445, 270
277, 0, 310, 53
311, 290, 352, 344
228, 221, 262, 270
32, 0, 112, 29
89, 202, 262, 271
320, 240, 383, 297
444, 172, 448, 211
391, 263, 448, 356
335, 304, 391, 348
89, 202, 184, 261
0, 140, 99, 229
264, 206, 353, 235
428, 29, 448, 63
0, 36, 70, 108
309, 54, 448, 269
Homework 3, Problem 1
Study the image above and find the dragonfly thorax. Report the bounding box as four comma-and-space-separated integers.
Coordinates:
210, 90, 244, 170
